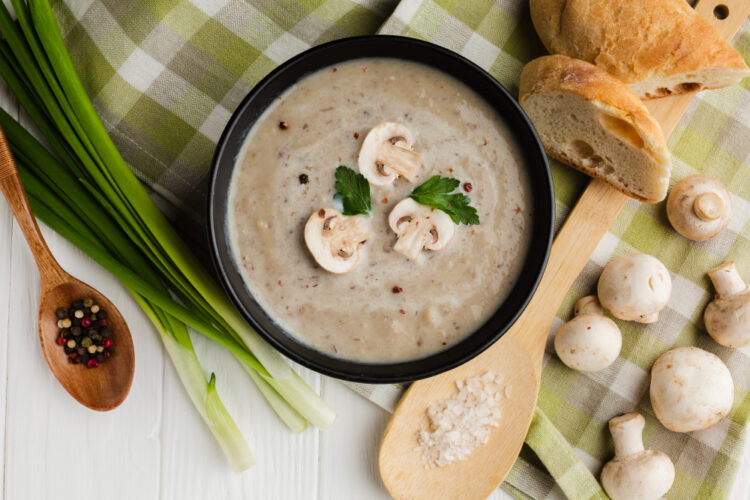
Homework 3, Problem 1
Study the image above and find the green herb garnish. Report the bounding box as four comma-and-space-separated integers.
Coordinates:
334, 165, 372, 216
409, 175, 479, 225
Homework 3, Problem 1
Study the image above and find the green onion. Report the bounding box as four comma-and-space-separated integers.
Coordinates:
0, 0, 335, 467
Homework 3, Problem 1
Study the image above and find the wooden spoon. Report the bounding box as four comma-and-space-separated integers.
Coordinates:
379, 1, 749, 498
0, 126, 134, 411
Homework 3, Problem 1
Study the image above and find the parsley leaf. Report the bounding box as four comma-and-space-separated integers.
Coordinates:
334, 166, 372, 216
409, 175, 479, 225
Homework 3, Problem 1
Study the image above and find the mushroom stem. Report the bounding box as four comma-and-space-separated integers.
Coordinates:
609, 413, 646, 457
330, 217, 370, 258
694, 192, 724, 221
378, 145, 421, 182
573, 295, 603, 316
393, 220, 432, 260
708, 261, 747, 298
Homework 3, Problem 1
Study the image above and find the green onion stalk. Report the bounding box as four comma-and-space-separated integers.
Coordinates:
0, 0, 335, 468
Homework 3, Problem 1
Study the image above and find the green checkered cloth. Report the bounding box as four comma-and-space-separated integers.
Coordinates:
51, 0, 750, 498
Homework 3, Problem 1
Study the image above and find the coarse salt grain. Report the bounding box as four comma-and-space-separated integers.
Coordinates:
415, 371, 509, 468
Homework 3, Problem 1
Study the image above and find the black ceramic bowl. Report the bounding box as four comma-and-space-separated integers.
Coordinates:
208, 35, 553, 383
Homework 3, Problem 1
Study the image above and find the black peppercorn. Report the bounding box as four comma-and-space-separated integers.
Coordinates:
54, 298, 113, 368
299, 173, 309, 184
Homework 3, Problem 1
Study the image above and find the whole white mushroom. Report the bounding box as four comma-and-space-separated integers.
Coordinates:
554, 295, 622, 372
667, 174, 732, 241
704, 261, 750, 348
601, 412, 675, 500
650, 347, 734, 432
598, 253, 672, 323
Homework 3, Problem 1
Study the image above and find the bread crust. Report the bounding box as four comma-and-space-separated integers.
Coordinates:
519, 55, 670, 202
529, 0, 750, 96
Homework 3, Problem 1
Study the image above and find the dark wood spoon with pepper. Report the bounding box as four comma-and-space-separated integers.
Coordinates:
0, 125, 134, 411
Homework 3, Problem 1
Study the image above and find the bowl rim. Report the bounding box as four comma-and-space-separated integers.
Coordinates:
207, 35, 554, 383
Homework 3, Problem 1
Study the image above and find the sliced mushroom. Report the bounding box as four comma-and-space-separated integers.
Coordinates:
597, 253, 671, 323
704, 261, 750, 348
304, 208, 370, 274
667, 174, 732, 241
358, 122, 421, 186
388, 198, 454, 260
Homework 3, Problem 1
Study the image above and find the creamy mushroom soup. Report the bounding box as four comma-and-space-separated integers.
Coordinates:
228, 58, 532, 363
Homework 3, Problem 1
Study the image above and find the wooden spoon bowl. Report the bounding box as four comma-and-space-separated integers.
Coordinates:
39, 278, 134, 411
0, 126, 134, 411
379, 335, 537, 500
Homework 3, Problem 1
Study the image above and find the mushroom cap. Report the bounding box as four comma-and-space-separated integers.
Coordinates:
358, 122, 420, 186
304, 208, 369, 274
705, 290, 750, 348
667, 174, 732, 241
388, 198, 454, 259
650, 346, 734, 433
554, 297, 621, 372
598, 253, 671, 323
600, 449, 675, 500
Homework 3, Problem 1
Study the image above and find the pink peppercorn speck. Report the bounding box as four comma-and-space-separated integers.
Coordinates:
81, 317, 91, 328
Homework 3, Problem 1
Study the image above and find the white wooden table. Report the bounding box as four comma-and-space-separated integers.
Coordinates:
0, 92, 748, 500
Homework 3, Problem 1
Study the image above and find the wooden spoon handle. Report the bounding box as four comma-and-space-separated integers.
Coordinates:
508, 181, 627, 373
0, 126, 66, 287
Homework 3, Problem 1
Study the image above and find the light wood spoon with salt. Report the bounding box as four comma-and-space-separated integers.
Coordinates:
0, 126, 134, 411
379, 1, 750, 498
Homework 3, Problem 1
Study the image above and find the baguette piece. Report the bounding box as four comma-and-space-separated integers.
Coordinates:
519, 55, 671, 202
530, 0, 750, 99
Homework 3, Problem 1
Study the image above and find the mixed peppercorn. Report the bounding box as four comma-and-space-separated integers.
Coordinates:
55, 298, 112, 368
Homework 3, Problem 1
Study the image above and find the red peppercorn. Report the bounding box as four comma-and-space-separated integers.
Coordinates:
81, 317, 91, 328
87, 359, 99, 368
463, 182, 473, 193
98, 318, 107, 327
102, 338, 113, 348
56, 335, 65, 345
